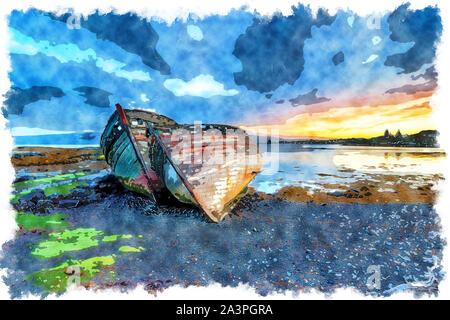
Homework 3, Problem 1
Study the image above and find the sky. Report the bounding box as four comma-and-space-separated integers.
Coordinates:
1, 3, 442, 143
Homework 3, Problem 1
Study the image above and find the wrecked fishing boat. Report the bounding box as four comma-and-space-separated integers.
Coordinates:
100, 104, 262, 222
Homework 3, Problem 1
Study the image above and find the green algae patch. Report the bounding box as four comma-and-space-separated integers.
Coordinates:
102, 235, 120, 242
31, 228, 105, 259
43, 181, 88, 196
102, 234, 133, 242
27, 255, 116, 293
10, 181, 88, 203
16, 213, 70, 231
14, 172, 90, 190
118, 246, 145, 253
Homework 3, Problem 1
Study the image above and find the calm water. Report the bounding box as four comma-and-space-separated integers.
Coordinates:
250, 144, 446, 194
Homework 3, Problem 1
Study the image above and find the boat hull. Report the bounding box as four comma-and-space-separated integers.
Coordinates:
100, 104, 262, 222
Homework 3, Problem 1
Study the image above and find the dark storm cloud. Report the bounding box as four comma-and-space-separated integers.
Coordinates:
386, 66, 437, 95
48, 12, 171, 75
2, 86, 65, 116
332, 51, 345, 66
411, 66, 438, 81
232, 5, 336, 93
384, 4, 442, 74
289, 89, 330, 107
385, 82, 436, 95
73, 86, 112, 108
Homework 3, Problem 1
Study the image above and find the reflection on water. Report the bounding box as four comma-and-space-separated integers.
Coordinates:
250, 144, 446, 194
332, 146, 445, 175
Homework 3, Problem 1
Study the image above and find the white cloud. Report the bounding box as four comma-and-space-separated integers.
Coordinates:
362, 54, 379, 64
347, 16, 355, 28
187, 25, 204, 41
372, 36, 382, 45
140, 93, 150, 102
9, 27, 151, 82
95, 58, 151, 82
163, 74, 239, 98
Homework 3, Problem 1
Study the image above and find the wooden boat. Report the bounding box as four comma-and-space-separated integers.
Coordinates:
100, 104, 262, 222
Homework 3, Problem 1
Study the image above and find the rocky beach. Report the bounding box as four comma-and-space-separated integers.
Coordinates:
0, 146, 445, 298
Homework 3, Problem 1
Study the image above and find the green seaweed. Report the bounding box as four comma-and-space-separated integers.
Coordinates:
102, 234, 133, 242
101, 235, 120, 242
10, 189, 33, 203
27, 255, 116, 293
31, 228, 105, 259
27, 229, 142, 293
16, 213, 70, 231
42, 181, 88, 196
14, 172, 90, 190
31, 228, 138, 259
10, 181, 88, 203
118, 246, 145, 253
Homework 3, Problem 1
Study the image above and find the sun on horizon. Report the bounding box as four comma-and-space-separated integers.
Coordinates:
241, 96, 436, 140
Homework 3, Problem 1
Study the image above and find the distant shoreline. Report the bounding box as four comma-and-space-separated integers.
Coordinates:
272, 130, 440, 148
12, 130, 440, 149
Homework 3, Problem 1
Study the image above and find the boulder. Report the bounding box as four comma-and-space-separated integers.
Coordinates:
329, 191, 345, 197
344, 189, 363, 198
58, 199, 79, 208
20, 190, 45, 203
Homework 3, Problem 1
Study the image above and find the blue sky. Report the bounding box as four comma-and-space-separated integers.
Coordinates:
2, 3, 442, 142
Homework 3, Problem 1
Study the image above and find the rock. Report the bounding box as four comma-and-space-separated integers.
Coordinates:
58, 199, 79, 208
344, 189, 362, 198
20, 190, 45, 203
36, 199, 54, 209
364, 192, 372, 197
48, 193, 64, 204
87, 193, 102, 202
360, 186, 369, 191
15, 200, 31, 212
329, 192, 345, 197
70, 187, 89, 196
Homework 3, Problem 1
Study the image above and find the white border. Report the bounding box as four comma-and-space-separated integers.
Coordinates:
0, 0, 449, 300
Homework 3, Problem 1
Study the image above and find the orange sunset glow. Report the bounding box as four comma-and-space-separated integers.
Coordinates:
242, 96, 436, 139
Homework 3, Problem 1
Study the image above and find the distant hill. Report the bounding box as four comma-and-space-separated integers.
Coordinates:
277, 130, 439, 147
